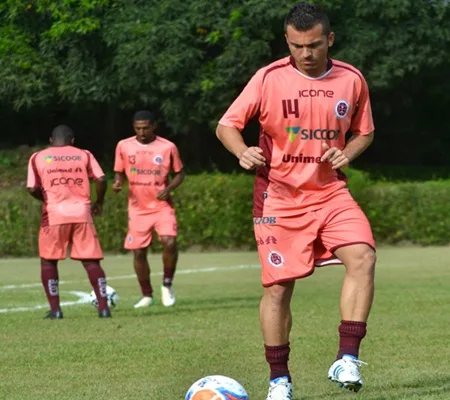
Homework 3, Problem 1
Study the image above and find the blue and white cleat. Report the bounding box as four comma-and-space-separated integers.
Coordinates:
266, 376, 293, 400
328, 354, 367, 393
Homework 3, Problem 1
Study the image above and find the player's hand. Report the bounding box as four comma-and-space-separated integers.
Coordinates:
321, 143, 350, 170
91, 202, 103, 216
112, 181, 123, 193
238, 147, 266, 170
156, 188, 171, 201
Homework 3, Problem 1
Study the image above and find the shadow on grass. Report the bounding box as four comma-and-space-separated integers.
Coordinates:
304, 375, 450, 399
110, 295, 262, 317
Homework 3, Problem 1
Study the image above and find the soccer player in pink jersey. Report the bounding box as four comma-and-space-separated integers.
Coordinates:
27, 125, 111, 319
217, 3, 376, 398
112, 110, 185, 308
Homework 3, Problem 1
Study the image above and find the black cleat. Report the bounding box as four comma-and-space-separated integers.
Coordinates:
98, 308, 112, 318
43, 309, 63, 319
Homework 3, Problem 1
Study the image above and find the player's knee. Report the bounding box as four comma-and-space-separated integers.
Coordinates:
264, 282, 294, 306
161, 236, 177, 251
133, 249, 147, 261
348, 247, 376, 276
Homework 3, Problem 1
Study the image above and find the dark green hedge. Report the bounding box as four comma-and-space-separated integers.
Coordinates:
0, 170, 449, 257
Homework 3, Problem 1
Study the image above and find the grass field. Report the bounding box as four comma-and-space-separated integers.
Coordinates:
0, 247, 449, 399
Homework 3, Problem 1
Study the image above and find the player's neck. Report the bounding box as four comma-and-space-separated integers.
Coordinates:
52, 142, 72, 147
291, 56, 332, 78
136, 136, 156, 146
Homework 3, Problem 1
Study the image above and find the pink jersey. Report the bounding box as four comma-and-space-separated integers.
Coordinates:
219, 57, 374, 217
114, 136, 183, 215
27, 146, 105, 226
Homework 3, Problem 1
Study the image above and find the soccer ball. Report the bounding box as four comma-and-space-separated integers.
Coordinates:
89, 285, 119, 308
185, 375, 248, 400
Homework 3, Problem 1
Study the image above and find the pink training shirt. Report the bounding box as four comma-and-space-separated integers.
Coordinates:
114, 136, 183, 215
27, 146, 105, 226
219, 57, 374, 217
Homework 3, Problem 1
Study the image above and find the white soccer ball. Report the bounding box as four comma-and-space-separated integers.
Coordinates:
185, 375, 248, 400
89, 285, 119, 308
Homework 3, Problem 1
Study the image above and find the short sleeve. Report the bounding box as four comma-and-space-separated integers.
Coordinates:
114, 142, 125, 173
350, 75, 375, 135
170, 145, 183, 173
85, 151, 105, 180
218, 68, 265, 131
27, 153, 41, 189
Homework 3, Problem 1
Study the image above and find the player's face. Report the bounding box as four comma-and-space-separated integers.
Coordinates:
133, 120, 156, 144
285, 23, 334, 77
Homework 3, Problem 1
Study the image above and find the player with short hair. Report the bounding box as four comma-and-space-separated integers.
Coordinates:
216, 2, 376, 399
27, 125, 111, 319
112, 110, 185, 308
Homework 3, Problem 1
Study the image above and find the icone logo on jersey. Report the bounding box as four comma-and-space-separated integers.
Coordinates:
44, 155, 82, 163
298, 89, 334, 98
130, 167, 161, 175
50, 177, 84, 187
285, 127, 340, 142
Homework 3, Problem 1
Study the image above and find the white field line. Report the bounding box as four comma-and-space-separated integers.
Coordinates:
0, 264, 260, 314
0, 291, 91, 313
0, 264, 260, 291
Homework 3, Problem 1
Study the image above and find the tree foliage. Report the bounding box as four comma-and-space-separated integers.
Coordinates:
0, 0, 449, 170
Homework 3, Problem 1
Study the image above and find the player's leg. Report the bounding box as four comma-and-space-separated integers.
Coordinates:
39, 224, 70, 319
132, 247, 154, 307
159, 236, 177, 307
70, 223, 111, 318
335, 243, 375, 357
317, 200, 375, 392
261, 281, 295, 400
124, 215, 154, 308
154, 207, 178, 307
81, 259, 110, 317
255, 215, 319, 400
41, 259, 63, 319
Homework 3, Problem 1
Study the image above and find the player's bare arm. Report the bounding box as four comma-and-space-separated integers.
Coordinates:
27, 187, 44, 202
321, 132, 374, 170
216, 124, 266, 170
112, 172, 125, 192
92, 175, 107, 216
156, 170, 185, 201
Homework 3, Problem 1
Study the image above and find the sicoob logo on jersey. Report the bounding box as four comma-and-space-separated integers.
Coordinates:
335, 100, 350, 119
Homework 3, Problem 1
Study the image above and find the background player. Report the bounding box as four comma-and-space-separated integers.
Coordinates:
216, 2, 376, 399
27, 125, 111, 319
112, 110, 185, 308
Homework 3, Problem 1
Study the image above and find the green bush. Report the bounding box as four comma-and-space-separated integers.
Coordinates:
0, 170, 449, 257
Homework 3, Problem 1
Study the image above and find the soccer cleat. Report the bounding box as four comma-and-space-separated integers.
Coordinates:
98, 308, 112, 318
134, 296, 153, 308
161, 285, 176, 307
266, 377, 293, 400
43, 309, 63, 319
328, 354, 367, 392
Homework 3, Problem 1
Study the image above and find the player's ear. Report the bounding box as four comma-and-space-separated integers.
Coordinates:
49, 137, 53, 145
70, 137, 75, 145
328, 31, 335, 48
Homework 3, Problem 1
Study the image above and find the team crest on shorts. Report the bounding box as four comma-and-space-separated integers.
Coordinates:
335, 100, 350, 119
268, 251, 284, 268
153, 155, 163, 165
